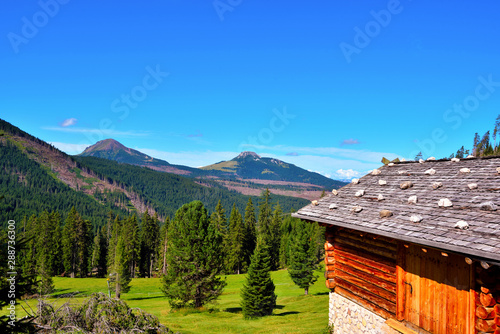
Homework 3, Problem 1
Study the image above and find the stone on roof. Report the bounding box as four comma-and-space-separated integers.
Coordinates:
293, 156, 500, 262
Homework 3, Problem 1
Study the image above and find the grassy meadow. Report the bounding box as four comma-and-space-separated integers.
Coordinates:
8, 270, 330, 334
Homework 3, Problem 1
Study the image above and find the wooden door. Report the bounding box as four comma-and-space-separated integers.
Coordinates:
404, 245, 471, 334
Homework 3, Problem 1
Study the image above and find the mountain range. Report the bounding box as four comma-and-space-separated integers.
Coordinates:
1, 118, 345, 228
79, 139, 346, 200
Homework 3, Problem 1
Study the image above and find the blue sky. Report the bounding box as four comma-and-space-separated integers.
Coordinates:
1, 0, 500, 180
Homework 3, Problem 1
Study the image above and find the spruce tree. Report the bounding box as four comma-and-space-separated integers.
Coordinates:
157, 217, 170, 275
287, 219, 319, 295
161, 201, 226, 308
21, 215, 38, 277
107, 215, 122, 272
91, 228, 108, 277
112, 235, 132, 299
258, 189, 272, 238
35, 211, 61, 294
118, 215, 140, 278
226, 204, 245, 274
279, 215, 294, 268
269, 204, 282, 270
211, 200, 227, 235
139, 211, 159, 277
241, 239, 276, 318
62, 207, 91, 278
242, 198, 256, 272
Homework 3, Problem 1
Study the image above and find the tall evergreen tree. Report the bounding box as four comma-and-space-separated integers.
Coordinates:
157, 217, 170, 275
279, 215, 294, 268
211, 200, 227, 235
107, 215, 122, 273
91, 227, 108, 277
161, 201, 226, 308
62, 207, 92, 278
242, 198, 256, 273
240, 239, 276, 318
288, 219, 319, 295
112, 235, 132, 299
258, 189, 272, 239
494, 114, 500, 145
473, 132, 481, 156
35, 211, 62, 293
225, 204, 245, 274
21, 215, 38, 277
269, 204, 283, 270
139, 211, 159, 277
122, 215, 140, 278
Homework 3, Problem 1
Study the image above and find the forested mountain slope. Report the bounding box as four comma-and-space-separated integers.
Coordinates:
75, 156, 309, 218
0, 119, 308, 227
79, 140, 346, 200
0, 125, 129, 228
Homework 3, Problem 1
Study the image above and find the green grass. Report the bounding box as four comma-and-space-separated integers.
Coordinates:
200, 160, 238, 172
9, 270, 329, 334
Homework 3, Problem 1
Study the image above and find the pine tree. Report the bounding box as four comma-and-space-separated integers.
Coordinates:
122, 215, 140, 278
455, 146, 465, 159
21, 215, 38, 277
91, 228, 108, 277
112, 235, 132, 299
161, 201, 226, 308
139, 211, 159, 277
107, 215, 122, 273
242, 198, 256, 273
494, 114, 500, 146
35, 211, 62, 294
211, 200, 227, 235
269, 204, 283, 270
226, 204, 245, 274
288, 219, 319, 295
157, 217, 170, 275
258, 189, 272, 238
62, 207, 91, 278
279, 215, 294, 268
240, 239, 276, 318
473, 132, 481, 156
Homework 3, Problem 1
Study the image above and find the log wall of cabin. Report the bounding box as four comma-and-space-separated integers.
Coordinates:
324, 226, 397, 319
474, 265, 500, 334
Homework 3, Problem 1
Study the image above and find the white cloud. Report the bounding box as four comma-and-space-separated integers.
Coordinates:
49, 142, 90, 155
43, 127, 149, 137
60, 118, 77, 127
333, 169, 362, 180
340, 138, 360, 146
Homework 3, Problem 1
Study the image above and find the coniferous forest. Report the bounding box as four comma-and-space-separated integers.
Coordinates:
0, 117, 327, 332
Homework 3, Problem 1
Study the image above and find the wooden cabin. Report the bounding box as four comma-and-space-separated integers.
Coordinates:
292, 156, 500, 334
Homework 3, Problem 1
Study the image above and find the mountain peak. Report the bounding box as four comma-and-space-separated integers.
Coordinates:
81, 138, 126, 154
235, 151, 261, 160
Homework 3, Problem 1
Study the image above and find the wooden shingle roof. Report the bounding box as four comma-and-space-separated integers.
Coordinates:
292, 156, 500, 263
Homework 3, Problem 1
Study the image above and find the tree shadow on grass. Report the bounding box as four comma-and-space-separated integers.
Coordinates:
273, 311, 299, 316
225, 307, 242, 313
126, 295, 165, 301
314, 292, 329, 296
